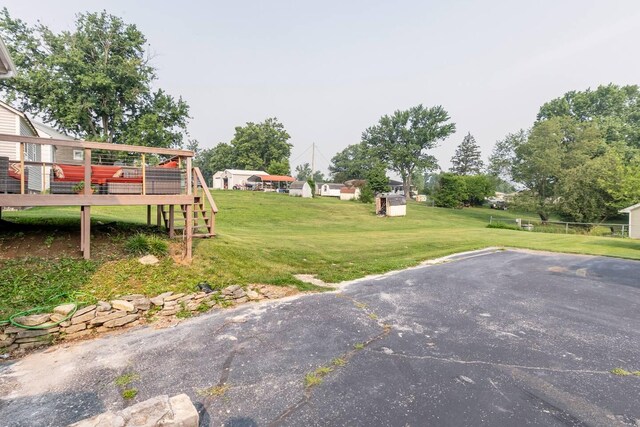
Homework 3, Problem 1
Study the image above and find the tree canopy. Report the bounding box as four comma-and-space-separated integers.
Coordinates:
450, 132, 483, 175
328, 143, 379, 183
229, 118, 292, 173
0, 9, 190, 148
537, 84, 640, 148
362, 104, 456, 195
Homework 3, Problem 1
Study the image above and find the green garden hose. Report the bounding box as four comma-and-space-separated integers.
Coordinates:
2, 291, 97, 330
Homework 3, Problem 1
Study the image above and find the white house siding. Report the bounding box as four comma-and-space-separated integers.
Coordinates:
0, 105, 17, 159
18, 116, 42, 192
630, 209, 640, 239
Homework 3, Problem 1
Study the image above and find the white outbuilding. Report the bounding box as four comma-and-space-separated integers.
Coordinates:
340, 187, 361, 201
211, 169, 267, 190
320, 183, 345, 197
619, 202, 640, 239
289, 181, 313, 198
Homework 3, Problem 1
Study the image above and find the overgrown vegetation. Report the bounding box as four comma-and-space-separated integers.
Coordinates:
124, 234, 169, 257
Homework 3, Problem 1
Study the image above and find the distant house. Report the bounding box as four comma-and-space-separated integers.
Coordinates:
289, 181, 313, 198
211, 169, 267, 190
340, 187, 361, 201
320, 183, 345, 197
0, 100, 48, 193
620, 203, 640, 239
32, 121, 80, 165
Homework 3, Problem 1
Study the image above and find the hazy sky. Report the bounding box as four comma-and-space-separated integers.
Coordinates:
3, 1, 640, 175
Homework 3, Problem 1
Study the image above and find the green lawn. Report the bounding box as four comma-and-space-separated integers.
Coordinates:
1, 191, 638, 319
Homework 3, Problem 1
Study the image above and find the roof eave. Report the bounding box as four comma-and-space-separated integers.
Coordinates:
0, 37, 17, 79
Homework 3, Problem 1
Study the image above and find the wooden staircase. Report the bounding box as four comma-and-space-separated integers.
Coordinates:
161, 167, 218, 240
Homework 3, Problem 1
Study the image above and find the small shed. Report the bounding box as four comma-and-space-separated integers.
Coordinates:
376, 193, 406, 217
320, 183, 345, 197
340, 187, 361, 201
619, 202, 640, 239
290, 181, 312, 198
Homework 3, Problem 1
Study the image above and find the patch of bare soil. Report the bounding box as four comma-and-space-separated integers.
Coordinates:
0, 219, 152, 261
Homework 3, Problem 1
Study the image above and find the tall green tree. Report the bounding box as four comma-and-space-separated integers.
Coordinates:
488, 130, 528, 183
450, 132, 483, 175
363, 104, 455, 196
329, 142, 379, 183
537, 84, 640, 148
295, 163, 312, 181
512, 117, 605, 221
0, 9, 190, 147
230, 118, 292, 171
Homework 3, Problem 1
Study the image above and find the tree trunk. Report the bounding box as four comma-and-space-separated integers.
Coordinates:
401, 171, 410, 198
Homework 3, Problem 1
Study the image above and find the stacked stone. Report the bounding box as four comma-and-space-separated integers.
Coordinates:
0, 285, 269, 356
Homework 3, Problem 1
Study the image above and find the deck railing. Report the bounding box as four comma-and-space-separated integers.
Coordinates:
0, 133, 194, 199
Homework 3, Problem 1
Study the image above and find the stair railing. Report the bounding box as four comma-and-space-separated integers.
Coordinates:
192, 167, 218, 236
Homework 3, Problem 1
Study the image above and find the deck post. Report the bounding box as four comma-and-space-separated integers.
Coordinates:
82, 205, 91, 259
141, 154, 146, 195
146, 205, 151, 226
80, 206, 84, 251
169, 205, 175, 238
186, 158, 192, 196
19, 142, 25, 194
156, 205, 162, 228
185, 203, 193, 261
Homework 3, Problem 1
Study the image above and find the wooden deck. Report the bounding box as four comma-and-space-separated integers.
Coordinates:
0, 133, 217, 260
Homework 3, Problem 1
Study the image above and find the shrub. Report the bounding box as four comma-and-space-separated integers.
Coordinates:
124, 234, 168, 257
359, 184, 374, 203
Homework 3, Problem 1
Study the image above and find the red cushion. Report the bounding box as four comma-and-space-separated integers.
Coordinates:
161, 161, 178, 168
106, 177, 143, 183
56, 165, 85, 181
92, 165, 122, 179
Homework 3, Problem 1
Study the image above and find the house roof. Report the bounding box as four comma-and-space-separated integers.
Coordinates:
32, 121, 75, 141
247, 174, 294, 182
224, 169, 268, 175
619, 202, 640, 213
0, 99, 38, 135
290, 181, 309, 190
340, 187, 358, 194
323, 183, 345, 189
0, 37, 16, 79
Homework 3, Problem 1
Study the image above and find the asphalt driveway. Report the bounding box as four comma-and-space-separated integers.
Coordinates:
1, 249, 639, 426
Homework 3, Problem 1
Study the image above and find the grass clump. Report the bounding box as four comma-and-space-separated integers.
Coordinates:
305, 366, 334, 388
332, 358, 346, 367
610, 368, 631, 376
115, 373, 140, 387
196, 384, 230, 397
353, 343, 365, 350
176, 302, 192, 319
124, 234, 168, 257
121, 388, 138, 399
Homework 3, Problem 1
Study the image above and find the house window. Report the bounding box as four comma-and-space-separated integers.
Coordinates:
73, 150, 84, 161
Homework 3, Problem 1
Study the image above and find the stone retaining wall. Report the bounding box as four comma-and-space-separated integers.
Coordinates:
0, 284, 282, 356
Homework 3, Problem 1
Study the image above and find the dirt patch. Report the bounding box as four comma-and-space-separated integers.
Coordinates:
293, 274, 337, 288
0, 219, 163, 261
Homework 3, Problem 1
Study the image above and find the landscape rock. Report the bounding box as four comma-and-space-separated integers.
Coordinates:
97, 301, 112, 312
222, 285, 242, 296
71, 309, 96, 325
234, 297, 249, 304
64, 323, 86, 334
168, 394, 200, 426
17, 341, 49, 350
53, 304, 76, 316
232, 289, 246, 299
178, 295, 194, 303
12, 313, 51, 327
138, 254, 160, 265
90, 311, 127, 325
247, 290, 261, 300
15, 335, 56, 344
73, 305, 97, 318
68, 411, 124, 427
16, 328, 59, 339
164, 293, 185, 302
150, 296, 164, 306
103, 314, 139, 328
50, 313, 67, 323
159, 308, 178, 316
111, 300, 135, 313
133, 298, 151, 311
186, 301, 200, 311
163, 301, 178, 309
120, 294, 145, 301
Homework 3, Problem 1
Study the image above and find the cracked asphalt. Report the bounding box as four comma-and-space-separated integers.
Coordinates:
1, 249, 639, 426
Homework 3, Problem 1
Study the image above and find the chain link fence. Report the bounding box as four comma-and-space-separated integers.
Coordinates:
488, 216, 628, 238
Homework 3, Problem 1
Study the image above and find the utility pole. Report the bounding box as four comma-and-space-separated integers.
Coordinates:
311, 142, 315, 176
